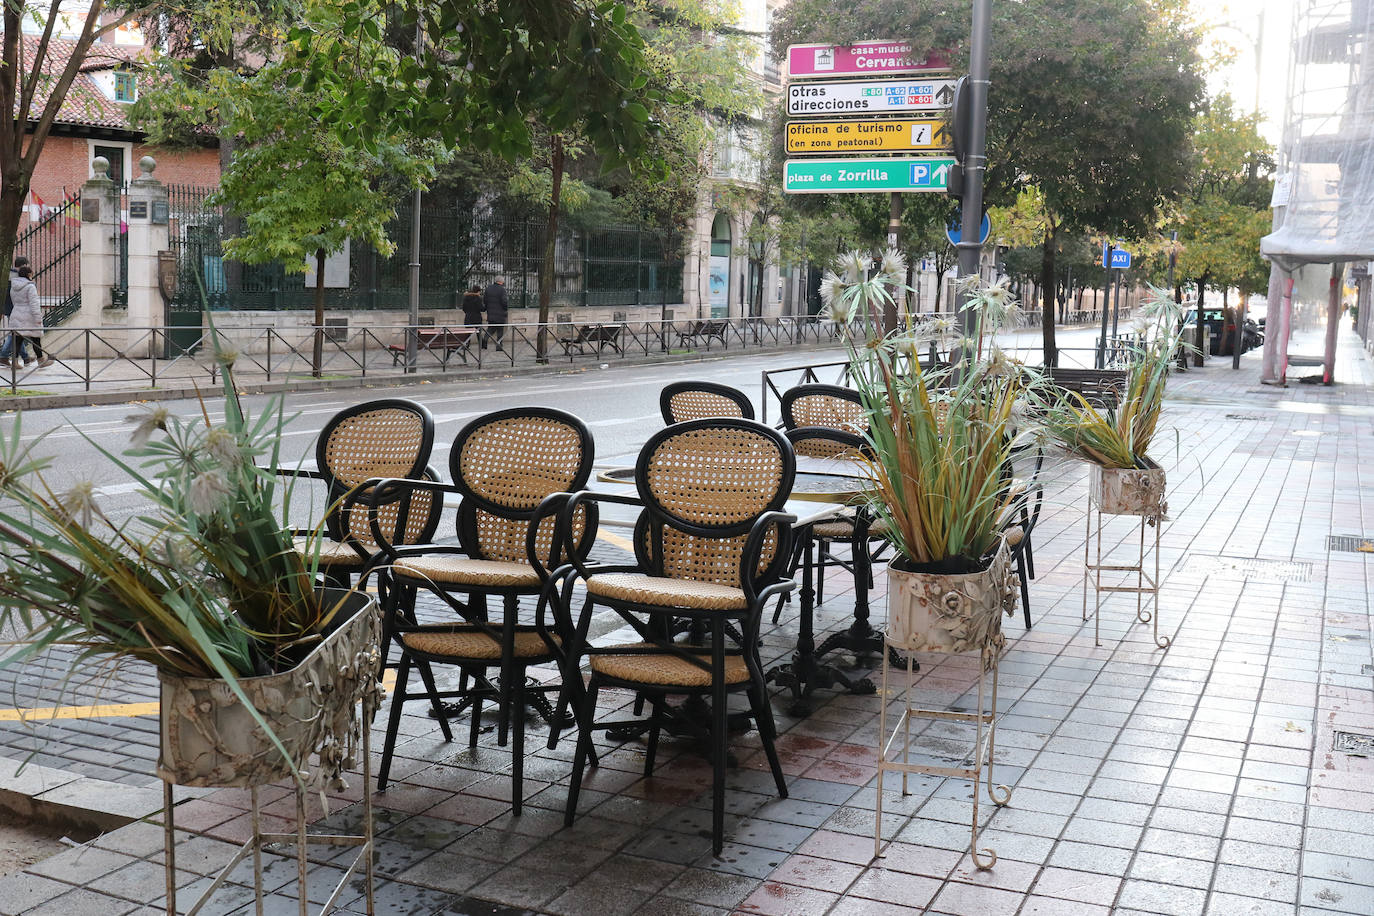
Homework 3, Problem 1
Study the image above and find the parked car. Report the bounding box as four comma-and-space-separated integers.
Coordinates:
1180, 308, 1262, 356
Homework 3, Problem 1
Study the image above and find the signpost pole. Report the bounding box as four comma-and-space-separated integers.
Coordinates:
954, 0, 992, 368
405, 21, 423, 373
885, 192, 901, 335
1111, 268, 1122, 340
1097, 253, 1112, 369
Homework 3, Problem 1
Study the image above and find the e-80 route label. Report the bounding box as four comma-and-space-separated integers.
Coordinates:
786, 78, 958, 116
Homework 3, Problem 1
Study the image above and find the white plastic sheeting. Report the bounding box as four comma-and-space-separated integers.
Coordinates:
1261, 0, 1374, 268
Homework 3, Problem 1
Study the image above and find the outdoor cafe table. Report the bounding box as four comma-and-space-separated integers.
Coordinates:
592, 461, 885, 718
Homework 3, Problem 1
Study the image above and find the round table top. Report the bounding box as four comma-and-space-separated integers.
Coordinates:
595, 467, 869, 503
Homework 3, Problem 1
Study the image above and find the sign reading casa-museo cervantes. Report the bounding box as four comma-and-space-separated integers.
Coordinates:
783, 40, 955, 196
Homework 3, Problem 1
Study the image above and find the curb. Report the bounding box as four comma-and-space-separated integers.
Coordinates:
0, 761, 185, 834
0, 343, 828, 413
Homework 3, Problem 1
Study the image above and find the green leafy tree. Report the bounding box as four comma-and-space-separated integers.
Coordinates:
773, 0, 1204, 366
1168, 94, 1273, 353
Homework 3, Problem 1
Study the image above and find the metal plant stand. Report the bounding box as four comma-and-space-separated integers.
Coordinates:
872, 552, 1018, 869
875, 642, 1011, 869
162, 728, 375, 916
1081, 469, 1170, 649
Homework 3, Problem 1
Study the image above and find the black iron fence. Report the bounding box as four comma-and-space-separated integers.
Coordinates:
162, 185, 684, 313
0, 316, 843, 395
15, 195, 82, 326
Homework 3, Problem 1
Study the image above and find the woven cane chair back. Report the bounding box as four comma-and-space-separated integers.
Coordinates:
316, 399, 435, 541
452, 409, 595, 564
781, 384, 867, 436
785, 426, 870, 461
341, 468, 442, 549
634, 420, 794, 586
659, 381, 755, 425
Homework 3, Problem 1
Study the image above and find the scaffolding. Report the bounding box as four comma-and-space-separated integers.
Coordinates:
1260, 0, 1374, 384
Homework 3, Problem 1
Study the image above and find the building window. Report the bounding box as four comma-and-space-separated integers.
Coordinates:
114, 72, 136, 102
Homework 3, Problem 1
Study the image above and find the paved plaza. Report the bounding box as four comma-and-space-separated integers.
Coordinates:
0, 328, 1371, 915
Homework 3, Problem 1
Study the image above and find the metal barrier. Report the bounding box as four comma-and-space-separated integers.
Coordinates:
0, 316, 845, 396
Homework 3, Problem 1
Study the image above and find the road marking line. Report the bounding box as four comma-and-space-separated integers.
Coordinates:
599, 531, 635, 553
0, 670, 399, 721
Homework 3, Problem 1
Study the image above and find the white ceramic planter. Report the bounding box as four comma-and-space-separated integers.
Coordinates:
886, 544, 1018, 655
157, 588, 382, 790
1089, 460, 1167, 519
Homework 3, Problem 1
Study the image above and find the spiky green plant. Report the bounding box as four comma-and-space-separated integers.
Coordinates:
0, 355, 341, 681
826, 255, 1040, 571
1040, 288, 1190, 469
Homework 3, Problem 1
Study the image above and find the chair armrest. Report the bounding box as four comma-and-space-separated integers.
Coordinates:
557, 490, 641, 583
360, 476, 461, 558
741, 509, 797, 603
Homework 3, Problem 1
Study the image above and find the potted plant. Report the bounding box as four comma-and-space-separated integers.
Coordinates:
823, 254, 1026, 654
0, 337, 383, 911
1041, 288, 1189, 519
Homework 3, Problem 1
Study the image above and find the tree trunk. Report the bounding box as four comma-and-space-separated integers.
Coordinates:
1039, 224, 1059, 367
0, 180, 28, 284
537, 134, 564, 363
313, 247, 326, 378
1194, 274, 1208, 366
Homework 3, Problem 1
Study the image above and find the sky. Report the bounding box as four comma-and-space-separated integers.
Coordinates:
1189, 0, 1297, 145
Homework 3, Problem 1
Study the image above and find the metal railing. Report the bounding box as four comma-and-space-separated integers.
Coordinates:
0, 316, 845, 396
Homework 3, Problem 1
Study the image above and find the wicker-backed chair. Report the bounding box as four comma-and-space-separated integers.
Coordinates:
659, 380, 756, 424
283, 399, 438, 589
367, 407, 596, 814
780, 383, 867, 436
1001, 443, 1045, 629
781, 427, 889, 614
559, 418, 797, 854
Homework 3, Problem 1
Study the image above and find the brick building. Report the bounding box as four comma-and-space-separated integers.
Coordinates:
21, 35, 219, 223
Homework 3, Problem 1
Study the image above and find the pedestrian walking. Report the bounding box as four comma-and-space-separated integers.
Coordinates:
1, 256, 31, 366
461, 284, 486, 348
482, 277, 509, 351
7, 264, 50, 369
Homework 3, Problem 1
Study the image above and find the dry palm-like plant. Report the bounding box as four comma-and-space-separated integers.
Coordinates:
0, 339, 346, 687
1041, 288, 1190, 469
828, 256, 1039, 572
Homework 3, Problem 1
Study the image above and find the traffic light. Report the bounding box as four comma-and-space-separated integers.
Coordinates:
947, 76, 971, 201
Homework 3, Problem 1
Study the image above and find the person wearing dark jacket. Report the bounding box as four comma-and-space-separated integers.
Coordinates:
461, 284, 486, 348
482, 278, 509, 351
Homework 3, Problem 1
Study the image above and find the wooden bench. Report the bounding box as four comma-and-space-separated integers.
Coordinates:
388, 328, 474, 366
1044, 367, 1127, 410
558, 323, 623, 356
677, 319, 730, 348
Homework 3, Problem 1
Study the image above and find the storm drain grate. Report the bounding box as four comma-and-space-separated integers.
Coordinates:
1225, 413, 1268, 421
1334, 731, 1374, 756
1180, 554, 1313, 583
1362, 664, 1374, 676
1328, 535, 1374, 553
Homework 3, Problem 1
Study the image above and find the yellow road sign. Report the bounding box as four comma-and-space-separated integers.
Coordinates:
786, 118, 950, 154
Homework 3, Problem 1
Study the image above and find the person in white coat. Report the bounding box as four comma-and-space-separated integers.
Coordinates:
7, 264, 50, 369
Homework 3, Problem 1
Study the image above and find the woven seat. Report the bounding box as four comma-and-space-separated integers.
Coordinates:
811, 516, 888, 540
293, 536, 366, 567
402, 628, 557, 661
373, 407, 596, 816
562, 417, 796, 855
660, 381, 755, 424
590, 644, 751, 687
394, 556, 543, 588
586, 572, 747, 610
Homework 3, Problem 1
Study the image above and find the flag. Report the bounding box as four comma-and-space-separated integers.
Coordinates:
28, 190, 44, 223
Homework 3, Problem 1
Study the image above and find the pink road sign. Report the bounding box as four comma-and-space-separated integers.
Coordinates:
787, 41, 951, 79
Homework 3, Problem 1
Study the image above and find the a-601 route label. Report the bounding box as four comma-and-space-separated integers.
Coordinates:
786, 119, 951, 154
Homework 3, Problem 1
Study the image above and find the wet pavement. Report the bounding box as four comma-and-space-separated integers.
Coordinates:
0, 326, 1370, 915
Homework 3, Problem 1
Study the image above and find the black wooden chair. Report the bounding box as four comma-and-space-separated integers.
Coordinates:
558, 418, 796, 854
367, 407, 597, 814
659, 380, 755, 425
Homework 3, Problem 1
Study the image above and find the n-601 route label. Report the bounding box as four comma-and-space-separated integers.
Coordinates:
786, 119, 950, 154
787, 78, 957, 116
